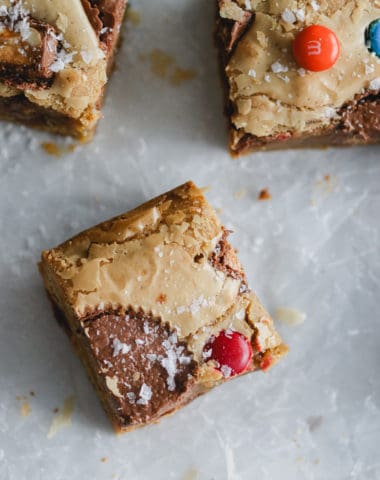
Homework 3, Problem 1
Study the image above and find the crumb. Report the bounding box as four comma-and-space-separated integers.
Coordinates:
29, 391, 35, 397
258, 188, 271, 201
101, 457, 108, 463
126, 9, 141, 26
315, 173, 336, 195
47, 396, 75, 439
20, 401, 31, 417
41, 142, 76, 157
53, 407, 59, 413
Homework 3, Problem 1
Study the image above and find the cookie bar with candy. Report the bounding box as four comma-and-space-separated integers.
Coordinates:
0, 0, 127, 140
39, 182, 287, 433
216, 1, 380, 154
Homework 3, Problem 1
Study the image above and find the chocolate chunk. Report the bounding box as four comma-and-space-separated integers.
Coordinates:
340, 92, 380, 141
0, 18, 58, 89
81, 0, 126, 51
83, 308, 197, 427
81, 0, 104, 37
210, 228, 247, 284
216, 5, 253, 55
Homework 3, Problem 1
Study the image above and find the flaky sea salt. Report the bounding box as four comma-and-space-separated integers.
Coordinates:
136, 384, 152, 405
161, 349, 177, 391
221, 365, 232, 378
126, 392, 136, 404
81, 50, 93, 64
297, 68, 306, 77
160, 331, 192, 391
295, 8, 305, 21
311, 0, 320, 11
225, 328, 234, 339
0, 1, 31, 41
143, 322, 151, 334
281, 8, 296, 24
248, 69, 256, 78
179, 356, 192, 365
203, 349, 212, 360
146, 353, 158, 362
112, 338, 131, 356
324, 107, 336, 118
50, 49, 74, 73
369, 77, 380, 90
271, 61, 288, 74
189, 295, 208, 315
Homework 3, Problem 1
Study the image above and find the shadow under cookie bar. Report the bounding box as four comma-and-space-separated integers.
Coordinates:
39, 181, 287, 433
0, 0, 127, 140
216, 1, 380, 155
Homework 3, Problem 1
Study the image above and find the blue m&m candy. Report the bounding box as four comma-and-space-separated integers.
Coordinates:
366, 19, 380, 57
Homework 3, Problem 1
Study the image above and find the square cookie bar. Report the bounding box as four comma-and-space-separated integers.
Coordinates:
0, 0, 127, 140
216, 1, 380, 154
39, 182, 287, 433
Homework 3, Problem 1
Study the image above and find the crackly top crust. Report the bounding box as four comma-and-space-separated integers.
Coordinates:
42, 182, 244, 338
220, 0, 380, 138
0, 0, 125, 119
41, 182, 282, 352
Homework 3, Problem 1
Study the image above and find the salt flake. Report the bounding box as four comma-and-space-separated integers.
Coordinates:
112, 338, 131, 356
281, 8, 296, 24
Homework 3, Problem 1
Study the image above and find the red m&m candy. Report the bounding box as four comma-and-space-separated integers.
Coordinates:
293, 25, 340, 72
203, 330, 253, 377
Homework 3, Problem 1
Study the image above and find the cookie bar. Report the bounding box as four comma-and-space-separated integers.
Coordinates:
216, 1, 380, 154
0, 0, 127, 140
39, 182, 287, 433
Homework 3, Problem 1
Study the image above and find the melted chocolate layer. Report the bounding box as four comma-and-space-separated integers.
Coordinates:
81, 0, 127, 52
83, 308, 197, 427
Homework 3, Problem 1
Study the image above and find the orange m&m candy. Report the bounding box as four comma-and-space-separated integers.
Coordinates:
292, 25, 340, 72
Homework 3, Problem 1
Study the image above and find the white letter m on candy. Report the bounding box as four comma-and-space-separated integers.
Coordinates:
306, 40, 322, 55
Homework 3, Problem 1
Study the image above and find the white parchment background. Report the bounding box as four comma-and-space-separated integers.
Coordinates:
0, 1, 379, 479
